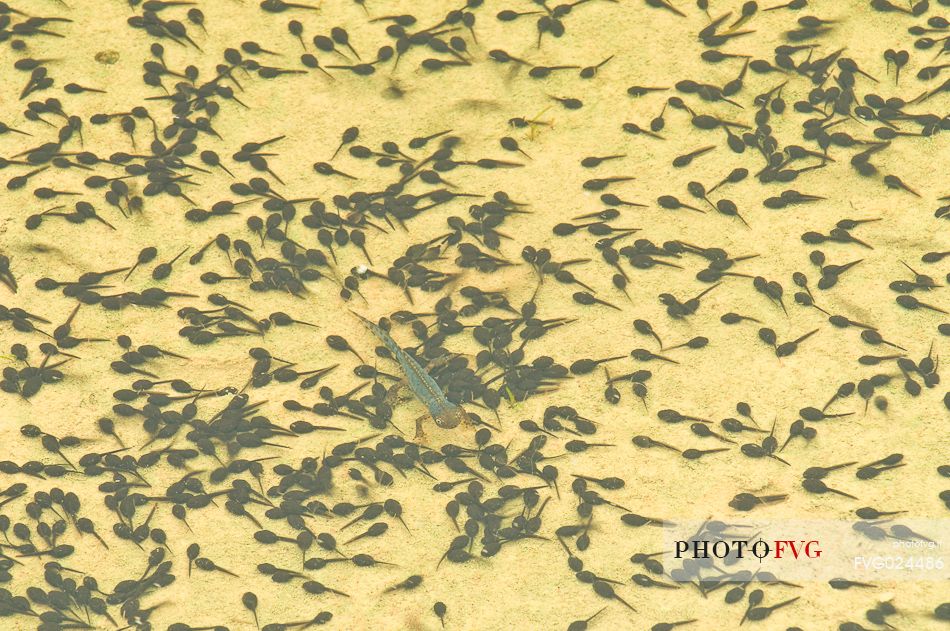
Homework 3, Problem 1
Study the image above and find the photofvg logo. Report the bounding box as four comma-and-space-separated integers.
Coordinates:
661, 519, 948, 583
675, 538, 822, 561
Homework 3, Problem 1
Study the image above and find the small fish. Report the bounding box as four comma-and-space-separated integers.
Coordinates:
350, 311, 470, 438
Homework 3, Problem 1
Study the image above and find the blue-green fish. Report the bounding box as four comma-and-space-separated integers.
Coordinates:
350, 311, 470, 438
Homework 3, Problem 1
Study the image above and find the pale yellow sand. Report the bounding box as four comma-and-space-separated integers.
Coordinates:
1, 0, 948, 630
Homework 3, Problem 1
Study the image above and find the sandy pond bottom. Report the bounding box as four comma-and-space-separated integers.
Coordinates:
1, 0, 949, 629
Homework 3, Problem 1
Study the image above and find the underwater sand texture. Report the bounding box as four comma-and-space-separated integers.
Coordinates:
1, 0, 950, 629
